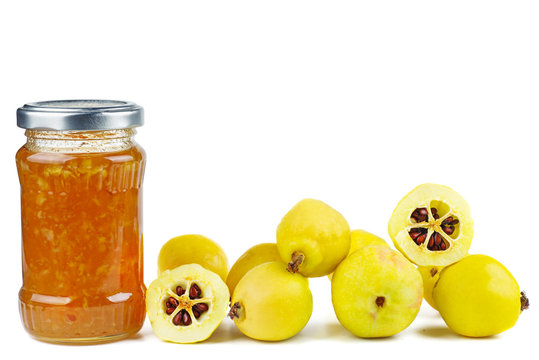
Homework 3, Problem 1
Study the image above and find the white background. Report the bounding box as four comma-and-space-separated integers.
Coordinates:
0, 1, 537, 358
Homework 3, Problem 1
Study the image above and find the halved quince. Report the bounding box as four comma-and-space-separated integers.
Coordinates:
146, 264, 230, 343
388, 184, 473, 266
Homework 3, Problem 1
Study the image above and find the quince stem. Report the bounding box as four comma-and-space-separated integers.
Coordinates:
287, 251, 305, 273
521, 292, 529, 311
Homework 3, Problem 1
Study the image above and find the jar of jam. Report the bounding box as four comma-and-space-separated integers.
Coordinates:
16, 100, 146, 343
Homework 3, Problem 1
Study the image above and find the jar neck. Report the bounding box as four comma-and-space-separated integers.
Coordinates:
24, 129, 137, 153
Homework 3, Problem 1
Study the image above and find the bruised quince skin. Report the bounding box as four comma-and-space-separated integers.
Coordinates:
229, 261, 313, 341
433, 255, 528, 337
388, 184, 473, 266
331, 245, 423, 338
226, 243, 281, 295
158, 234, 229, 281
146, 264, 230, 343
277, 199, 350, 277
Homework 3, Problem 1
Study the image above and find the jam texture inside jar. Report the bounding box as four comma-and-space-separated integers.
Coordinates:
16, 101, 146, 343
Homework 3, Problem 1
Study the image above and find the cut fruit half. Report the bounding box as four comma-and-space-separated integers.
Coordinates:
146, 264, 230, 343
388, 184, 473, 266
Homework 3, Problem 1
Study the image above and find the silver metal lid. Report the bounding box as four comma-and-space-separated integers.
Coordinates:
17, 100, 144, 130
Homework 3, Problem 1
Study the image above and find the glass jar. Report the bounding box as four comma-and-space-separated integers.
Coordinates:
16, 100, 146, 343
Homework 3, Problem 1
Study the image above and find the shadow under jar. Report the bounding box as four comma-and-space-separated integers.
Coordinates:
16, 100, 146, 344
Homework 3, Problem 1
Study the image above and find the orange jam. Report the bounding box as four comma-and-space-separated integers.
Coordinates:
16, 131, 146, 343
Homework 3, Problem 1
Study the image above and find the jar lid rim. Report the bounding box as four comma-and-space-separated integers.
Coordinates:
17, 100, 144, 130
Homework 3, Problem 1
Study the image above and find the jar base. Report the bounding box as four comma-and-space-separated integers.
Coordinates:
19, 288, 146, 344
29, 331, 137, 345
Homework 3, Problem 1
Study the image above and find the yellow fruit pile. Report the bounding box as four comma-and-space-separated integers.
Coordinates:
388, 184, 528, 337
145, 184, 528, 343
